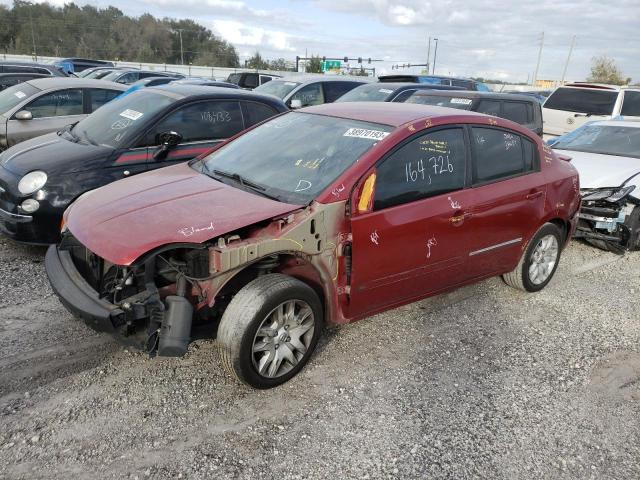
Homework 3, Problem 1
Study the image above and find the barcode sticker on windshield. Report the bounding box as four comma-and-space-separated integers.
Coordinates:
344, 128, 390, 141
14, 91, 26, 99
378, 89, 393, 94
450, 98, 472, 105
119, 109, 144, 121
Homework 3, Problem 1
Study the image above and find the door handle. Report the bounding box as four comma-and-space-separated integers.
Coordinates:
449, 212, 472, 225
526, 191, 544, 200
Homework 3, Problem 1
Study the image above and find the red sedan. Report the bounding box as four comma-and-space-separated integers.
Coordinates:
46, 102, 580, 388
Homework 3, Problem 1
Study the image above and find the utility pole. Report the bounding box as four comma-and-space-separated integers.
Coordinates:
560, 35, 576, 85
532, 31, 544, 87
426, 36, 431, 74
432, 38, 439, 75
177, 29, 184, 65
28, 8, 37, 60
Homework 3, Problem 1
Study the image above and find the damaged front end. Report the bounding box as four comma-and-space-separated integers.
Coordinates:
575, 186, 639, 253
46, 202, 345, 358
46, 234, 213, 356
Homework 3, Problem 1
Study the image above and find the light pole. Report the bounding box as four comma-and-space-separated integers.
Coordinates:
432, 38, 439, 75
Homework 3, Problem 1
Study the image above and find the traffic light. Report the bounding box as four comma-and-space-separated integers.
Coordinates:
358, 57, 362, 64
322, 56, 326, 62
368, 58, 371, 64
343, 56, 348, 63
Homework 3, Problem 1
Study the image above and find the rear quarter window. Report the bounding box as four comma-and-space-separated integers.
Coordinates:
543, 87, 617, 115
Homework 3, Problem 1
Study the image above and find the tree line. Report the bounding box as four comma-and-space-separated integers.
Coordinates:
0, 1, 240, 67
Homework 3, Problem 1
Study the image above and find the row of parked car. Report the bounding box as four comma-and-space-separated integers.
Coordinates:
0, 58, 638, 389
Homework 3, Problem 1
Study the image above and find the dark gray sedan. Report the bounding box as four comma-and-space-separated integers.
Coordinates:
0, 78, 126, 150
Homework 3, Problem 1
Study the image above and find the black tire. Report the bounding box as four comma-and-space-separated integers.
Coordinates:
503, 223, 563, 292
625, 206, 640, 251
217, 273, 323, 389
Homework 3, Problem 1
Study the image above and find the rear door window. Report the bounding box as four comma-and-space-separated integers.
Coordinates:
543, 87, 617, 115
452, 79, 473, 89
243, 75, 259, 89
24, 89, 83, 118
502, 101, 530, 124
374, 128, 467, 210
476, 99, 501, 116
145, 100, 243, 145
88, 89, 121, 111
242, 101, 279, 127
472, 127, 534, 183
621, 91, 640, 116
323, 82, 360, 103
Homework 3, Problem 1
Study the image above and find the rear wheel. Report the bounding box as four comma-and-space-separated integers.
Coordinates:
217, 274, 323, 389
503, 223, 562, 292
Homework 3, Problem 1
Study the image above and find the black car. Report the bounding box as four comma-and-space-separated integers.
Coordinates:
0, 85, 287, 244
335, 82, 465, 103
0, 73, 48, 91
406, 90, 543, 136
378, 74, 491, 91
227, 72, 281, 90
0, 61, 67, 77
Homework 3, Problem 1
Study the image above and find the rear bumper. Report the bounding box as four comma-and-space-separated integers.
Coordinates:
45, 245, 124, 333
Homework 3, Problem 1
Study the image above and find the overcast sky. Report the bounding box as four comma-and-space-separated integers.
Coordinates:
4, 0, 640, 82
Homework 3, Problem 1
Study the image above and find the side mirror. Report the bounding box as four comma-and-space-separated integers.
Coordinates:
14, 110, 33, 121
152, 131, 183, 160
290, 99, 303, 109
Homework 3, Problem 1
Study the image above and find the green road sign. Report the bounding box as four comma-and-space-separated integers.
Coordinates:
322, 60, 341, 72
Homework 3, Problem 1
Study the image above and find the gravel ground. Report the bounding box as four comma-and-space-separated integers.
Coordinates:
0, 237, 639, 480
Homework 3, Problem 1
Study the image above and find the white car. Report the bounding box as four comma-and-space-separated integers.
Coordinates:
550, 119, 640, 252
543, 83, 640, 139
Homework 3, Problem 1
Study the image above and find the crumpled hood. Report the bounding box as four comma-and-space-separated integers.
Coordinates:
554, 149, 640, 189
0, 132, 112, 176
66, 162, 302, 265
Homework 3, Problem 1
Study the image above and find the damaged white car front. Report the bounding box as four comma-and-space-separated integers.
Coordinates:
549, 119, 640, 252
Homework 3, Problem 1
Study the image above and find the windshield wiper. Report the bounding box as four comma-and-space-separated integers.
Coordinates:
211, 169, 280, 201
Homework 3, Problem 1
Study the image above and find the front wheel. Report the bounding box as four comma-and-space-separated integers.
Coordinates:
217, 274, 323, 389
503, 223, 562, 292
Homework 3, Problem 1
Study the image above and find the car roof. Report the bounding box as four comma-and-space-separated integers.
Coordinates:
24, 77, 129, 90
359, 82, 465, 91
150, 84, 287, 105
585, 119, 640, 128
561, 82, 640, 92
411, 90, 536, 102
301, 101, 486, 127
379, 74, 477, 82
272, 75, 369, 85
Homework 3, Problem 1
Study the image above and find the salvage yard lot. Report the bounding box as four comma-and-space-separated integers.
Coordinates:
1, 238, 639, 479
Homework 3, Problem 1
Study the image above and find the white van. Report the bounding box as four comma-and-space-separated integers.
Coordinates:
542, 83, 640, 139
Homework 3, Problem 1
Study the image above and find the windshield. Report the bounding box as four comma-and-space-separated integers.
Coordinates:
0, 83, 38, 115
336, 84, 394, 102
553, 124, 640, 159
254, 80, 300, 99
200, 112, 393, 204
543, 87, 617, 115
406, 94, 473, 110
101, 70, 127, 82
71, 89, 176, 148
